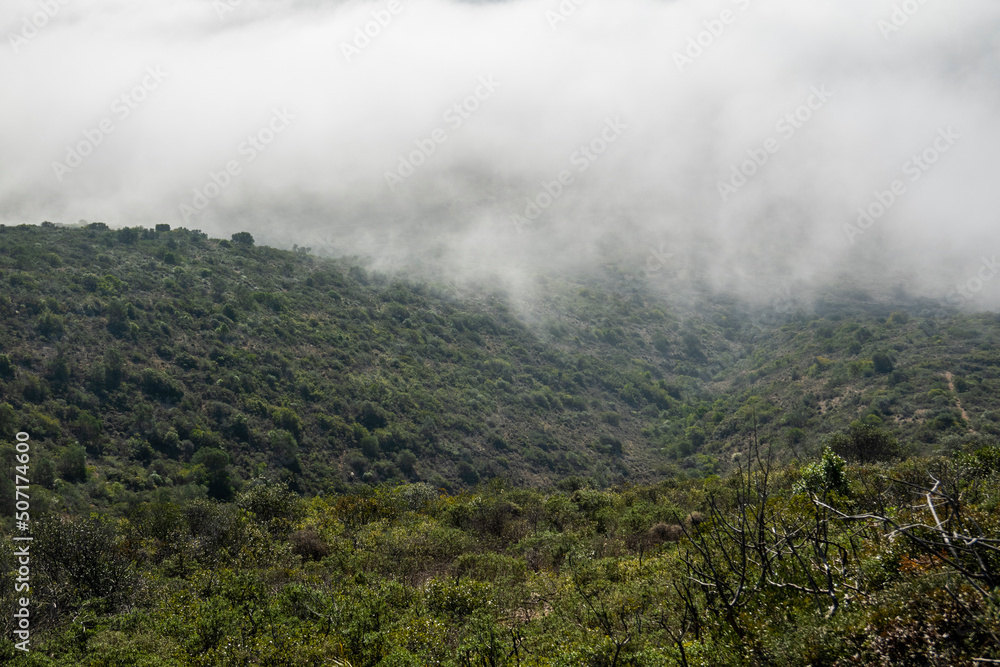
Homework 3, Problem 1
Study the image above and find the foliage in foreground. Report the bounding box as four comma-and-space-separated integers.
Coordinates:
2, 446, 999, 665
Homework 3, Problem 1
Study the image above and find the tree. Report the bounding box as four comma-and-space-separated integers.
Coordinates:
231, 231, 255, 246
0, 403, 16, 439
193, 447, 235, 500
34, 514, 138, 613
829, 422, 901, 463
872, 351, 894, 374
104, 348, 126, 390
238, 481, 304, 534
116, 226, 139, 244
396, 449, 417, 475
106, 299, 130, 337
0, 353, 15, 379
795, 446, 849, 496
36, 312, 64, 340
57, 444, 87, 483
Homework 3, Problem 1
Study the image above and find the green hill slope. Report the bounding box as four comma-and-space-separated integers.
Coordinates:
3, 222, 1000, 665
1, 222, 997, 510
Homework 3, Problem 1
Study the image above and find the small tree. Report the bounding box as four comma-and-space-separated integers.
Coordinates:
872, 351, 894, 374
396, 449, 417, 475
36, 312, 64, 340
34, 514, 138, 614
193, 447, 234, 500
106, 299, 129, 337
290, 529, 330, 561
795, 446, 849, 497
0, 354, 15, 379
829, 422, 901, 463
231, 231, 255, 246
238, 482, 304, 535
57, 444, 87, 483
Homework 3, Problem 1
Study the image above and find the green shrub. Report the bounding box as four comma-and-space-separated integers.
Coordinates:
57, 444, 88, 483
830, 422, 901, 463
795, 446, 849, 496
34, 514, 138, 613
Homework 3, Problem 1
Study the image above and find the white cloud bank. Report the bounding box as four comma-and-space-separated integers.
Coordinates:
2, 0, 999, 306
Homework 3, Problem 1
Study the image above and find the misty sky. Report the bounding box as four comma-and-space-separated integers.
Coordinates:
2, 0, 999, 307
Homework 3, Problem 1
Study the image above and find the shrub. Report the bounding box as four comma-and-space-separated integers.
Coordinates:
652, 333, 671, 355
57, 444, 87, 483
795, 446, 849, 496
872, 351, 895, 374
647, 522, 683, 544
830, 422, 901, 463
270, 406, 303, 437
34, 456, 56, 489
231, 231, 255, 246
357, 402, 389, 430
238, 482, 304, 532
396, 449, 417, 474
183, 500, 259, 564
290, 528, 330, 561
140, 368, 184, 403
36, 312, 64, 340
72, 411, 102, 447
0, 354, 15, 380
20, 374, 48, 403
33, 514, 138, 613
0, 403, 16, 440
192, 447, 234, 500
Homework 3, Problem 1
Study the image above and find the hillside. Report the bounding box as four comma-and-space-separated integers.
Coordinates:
0, 221, 705, 500
1, 222, 998, 508
2, 222, 1000, 665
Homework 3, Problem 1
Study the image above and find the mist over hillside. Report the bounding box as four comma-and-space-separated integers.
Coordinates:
3, 0, 1000, 309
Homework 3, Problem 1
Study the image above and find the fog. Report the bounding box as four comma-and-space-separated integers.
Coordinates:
3, 0, 999, 309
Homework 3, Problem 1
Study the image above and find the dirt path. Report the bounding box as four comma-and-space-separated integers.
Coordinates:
945, 371, 973, 426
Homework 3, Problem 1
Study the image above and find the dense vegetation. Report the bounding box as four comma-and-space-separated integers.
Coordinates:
1, 222, 999, 664
1, 451, 999, 665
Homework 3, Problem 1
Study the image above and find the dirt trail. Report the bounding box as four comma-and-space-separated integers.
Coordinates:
945, 371, 973, 426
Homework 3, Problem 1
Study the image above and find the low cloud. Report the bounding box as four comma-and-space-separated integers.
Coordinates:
2, 0, 999, 307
